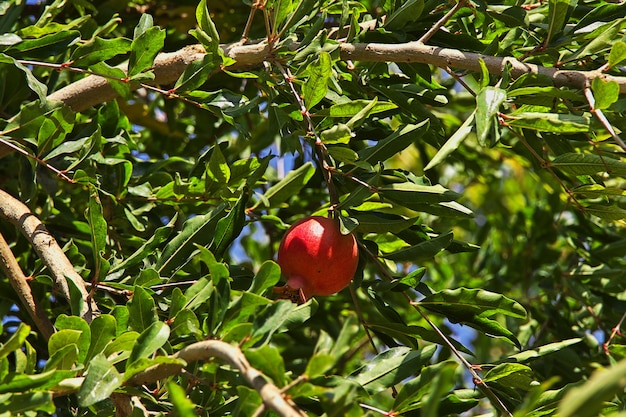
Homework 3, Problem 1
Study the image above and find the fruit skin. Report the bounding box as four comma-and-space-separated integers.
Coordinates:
276, 216, 358, 302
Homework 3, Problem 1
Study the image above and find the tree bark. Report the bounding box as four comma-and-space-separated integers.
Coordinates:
45, 41, 626, 113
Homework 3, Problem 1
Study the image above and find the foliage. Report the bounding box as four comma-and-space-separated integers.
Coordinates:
0, 0, 626, 416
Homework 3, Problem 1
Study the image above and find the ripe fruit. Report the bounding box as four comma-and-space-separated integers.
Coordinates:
275, 216, 359, 303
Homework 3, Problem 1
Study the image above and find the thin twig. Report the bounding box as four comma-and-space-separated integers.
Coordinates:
583, 86, 626, 151
603, 311, 626, 357
0, 137, 75, 183
272, 60, 340, 208
418, 0, 468, 44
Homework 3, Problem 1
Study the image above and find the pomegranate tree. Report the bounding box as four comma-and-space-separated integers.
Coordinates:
275, 216, 359, 303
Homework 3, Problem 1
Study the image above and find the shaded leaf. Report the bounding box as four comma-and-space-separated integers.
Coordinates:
350, 345, 437, 392
551, 153, 626, 176
261, 162, 315, 207
382, 231, 454, 262
358, 121, 429, 164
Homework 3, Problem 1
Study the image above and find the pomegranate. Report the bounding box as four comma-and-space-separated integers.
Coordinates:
275, 216, 359, 303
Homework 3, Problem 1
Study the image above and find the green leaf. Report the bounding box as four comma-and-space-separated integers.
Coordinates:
77, 354, 122, 407
321, 99, 397, 118
0, 370, 59, 394
608, 41, 626, 68
393, 362, 461, 413
127, 286, 158, 332
584, 204, 626, 221
44, 343, 78, 371
425, 110, 475, 171
103, 331, 141, 357
246, 345, 286, 387
250, 300, 316, 346
156, 203, 228, 276
506, 339, 583, 363
184, 277, 214, 311
358, 121, 429, 164
212, 191, 249, 259
248, 260, 281, 295
591, 77, 620, 110
261, 162, 315, 207
562, 18, 626, 63
303, 51, 332, 109
89, 62, 131, 99
559, 359, 626, 417
382, 231, 454, 262
546, 0, 570, 43
483, 363, 536, 389
174, 53, 219, 92
9, 30, 80, 57
128, 321, 170, 366
70, 37, 131, 67
48, 329, 82, 359
321, 123, 352, 144
475, 87, 506, 146
550, 153, 626, 176
327, 145, 359, 164
206, 142, 231, 184
507, 112, 591, 133
85, 185, 108, 282
419, 288, 527, 347
86, 315, 117, 362
384, 0, 424, 30
109, 215, 176, 274
0, 391, 54, 414
349, 211, 415, 234
167, 381, 197, 417
0, 323, 30, 361
128, 14, 165, 78
350, 345, 437, 393
54, 315, 90, 364
191, 0, 221, 54
380, 182, 460, 205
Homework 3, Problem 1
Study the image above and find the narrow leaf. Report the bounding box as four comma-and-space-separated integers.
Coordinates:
303, 51, 332, 109
425, 110, 475, 170
127, 286, 158, 332
382, 231, 454, 262
128, 321, 170, 366
156, 203, 228, 276
551, 153, 626, 176
261, 162, 315, 207
358, 120, 429, 164
475, 87, 506, 146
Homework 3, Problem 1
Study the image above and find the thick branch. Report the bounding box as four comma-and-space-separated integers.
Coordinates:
0, 189, 98, 323
340, 42, 626, 93
127, 340, 305, 417
0, 231, 56, 339
45, 41, 626, 113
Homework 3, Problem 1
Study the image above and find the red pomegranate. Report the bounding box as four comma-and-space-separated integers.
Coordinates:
275, 216, 359, 303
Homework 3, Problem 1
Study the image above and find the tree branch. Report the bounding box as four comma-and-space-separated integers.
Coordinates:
126, 339, 306, 417
44, 41, 626, 113
0, 231, 56, 339
0, 189, 99, 323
